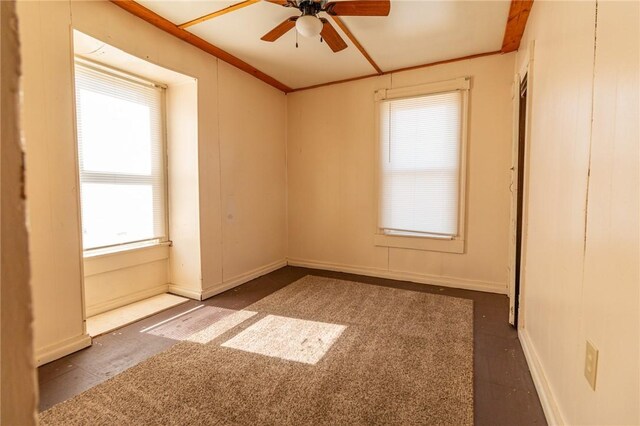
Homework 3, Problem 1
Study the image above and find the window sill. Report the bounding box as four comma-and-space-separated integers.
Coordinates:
84, 240, 170, 259
83, 241, 171, 277
374, 233, 464, 254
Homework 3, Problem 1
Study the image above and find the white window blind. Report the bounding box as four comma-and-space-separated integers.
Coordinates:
74, 62, 167, 251
379, 90, 462, 238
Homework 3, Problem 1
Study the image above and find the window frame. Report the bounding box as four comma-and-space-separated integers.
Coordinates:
373, 77, 470, 254
73, 58, 170, 256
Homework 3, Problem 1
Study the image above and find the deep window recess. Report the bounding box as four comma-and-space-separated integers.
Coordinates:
378, 81, 467, 240
74, 61, 167, 252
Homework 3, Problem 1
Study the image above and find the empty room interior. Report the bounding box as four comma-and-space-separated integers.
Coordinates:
1, 0, 639, 424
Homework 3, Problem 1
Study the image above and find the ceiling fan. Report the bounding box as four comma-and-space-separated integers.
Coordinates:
261, 0, 391, 52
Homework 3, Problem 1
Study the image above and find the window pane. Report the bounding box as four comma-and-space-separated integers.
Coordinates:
380, 91, 462, 236
77, 89, 152, 175
80, 183, 155, 249
75, 63, 166, 251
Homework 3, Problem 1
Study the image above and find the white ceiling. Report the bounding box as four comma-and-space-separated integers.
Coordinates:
137, 0, 511, 89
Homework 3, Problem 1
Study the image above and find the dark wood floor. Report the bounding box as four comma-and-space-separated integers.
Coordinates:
39, 266, 546, 425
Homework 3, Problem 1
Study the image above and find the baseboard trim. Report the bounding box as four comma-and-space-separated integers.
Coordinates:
168, 283, 202, 300
35, 333, 92, 367
518, 328, 565, 425
287, 258, 507, 294
85, 283, 170, 317
169, 259, 288, 301
202, 259, 287, 300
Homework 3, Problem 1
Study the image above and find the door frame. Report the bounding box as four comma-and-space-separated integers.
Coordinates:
508, 41, 535, 328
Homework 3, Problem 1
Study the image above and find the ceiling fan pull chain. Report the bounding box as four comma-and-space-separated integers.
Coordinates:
296, 30, 299, 48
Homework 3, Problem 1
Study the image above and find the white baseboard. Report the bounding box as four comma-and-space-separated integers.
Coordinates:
169, 259, 288, 301
201, 259, 287, 300
85, 283, 169, 317
35, 333, 92, 367
518, 328, 565, 425
287, 258, 507, 294
168, 283, 203, 300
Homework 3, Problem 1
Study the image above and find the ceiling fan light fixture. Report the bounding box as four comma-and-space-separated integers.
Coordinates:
296, 15, 323, 38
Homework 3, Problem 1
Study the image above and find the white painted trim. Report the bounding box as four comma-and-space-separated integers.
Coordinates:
376, 77, 470, 101
69, 24, 90, 334
373, 78, 470, 254
374, 233, 464, 253
507, 71, 521, 325
169, 259, 288, 301
203, 259, 287, 299
167, 283, 203, 300
509, 41, 536, 327
84, 239, 169, 260
85, 283, 169, 317
287, 258, 506, 294
519, 328, 565, 425
35, 333, 92, 367
516, 39, 536, 331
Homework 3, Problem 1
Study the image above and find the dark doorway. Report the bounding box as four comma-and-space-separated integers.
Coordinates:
513, 74, 528, 327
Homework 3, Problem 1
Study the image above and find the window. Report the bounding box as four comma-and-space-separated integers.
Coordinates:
74, 61, 167, 252
375, 78, 469, 253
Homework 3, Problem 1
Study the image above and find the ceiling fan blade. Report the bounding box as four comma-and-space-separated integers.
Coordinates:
325, 0, 390, 16
261, 17, 297, 42
320, 18, 347, 52
264, 0, 291, 6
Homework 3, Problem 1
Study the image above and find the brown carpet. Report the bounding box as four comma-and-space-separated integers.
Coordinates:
40, 276, 474, 425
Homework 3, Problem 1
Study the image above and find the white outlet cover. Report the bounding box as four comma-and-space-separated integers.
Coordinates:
584, 340, 599, 390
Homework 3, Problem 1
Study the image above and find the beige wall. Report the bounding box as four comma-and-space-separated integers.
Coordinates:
218, 61, 288, 285
516, 1, 639, 424
1, 0, 39, 422
287, 53, 515, 293
83, 245, 170, 317
167, 80, 203, 297
18, 0, 287, 364
18, 0, 90, 365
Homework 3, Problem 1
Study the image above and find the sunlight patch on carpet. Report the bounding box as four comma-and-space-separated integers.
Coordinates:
221, 315, 346, 364
186, 310, 258, 344
143, 305, 257, 343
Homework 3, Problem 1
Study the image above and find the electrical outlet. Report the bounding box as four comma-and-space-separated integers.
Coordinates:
584, 340, 599, 390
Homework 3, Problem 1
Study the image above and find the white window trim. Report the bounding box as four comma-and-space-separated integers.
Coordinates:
373, 77, 470, 254
74, 58, 171, 255
83, 239, 169, 259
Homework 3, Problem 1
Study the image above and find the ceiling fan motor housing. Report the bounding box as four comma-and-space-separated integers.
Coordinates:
262, 0, 389, 52
298, 0, 324, 17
